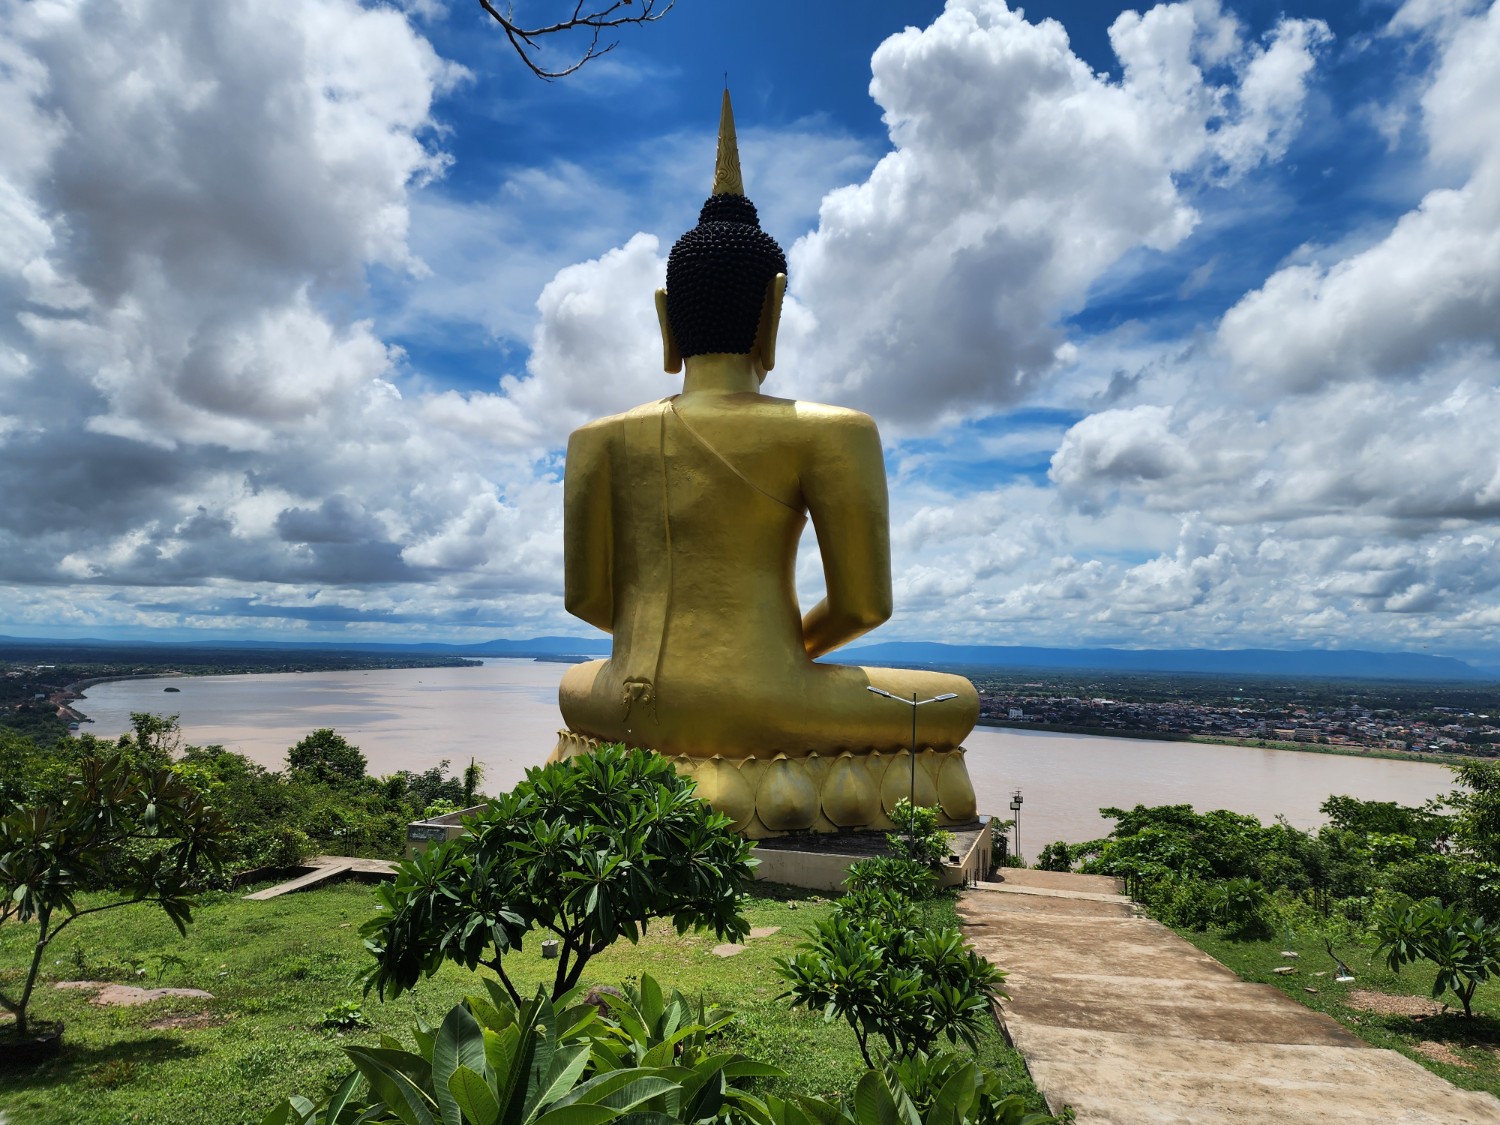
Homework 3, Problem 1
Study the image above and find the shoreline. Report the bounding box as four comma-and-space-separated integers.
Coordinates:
976, 720, 1474, 765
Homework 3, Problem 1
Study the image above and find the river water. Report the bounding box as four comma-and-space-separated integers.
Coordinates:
76, 659, 1459, 848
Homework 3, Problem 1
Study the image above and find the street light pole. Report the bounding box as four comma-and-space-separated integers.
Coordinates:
1009, 789, 1024, 866
866, 686, 959, 842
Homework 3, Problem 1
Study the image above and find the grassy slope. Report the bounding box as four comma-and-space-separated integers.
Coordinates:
0, 881, 1047, 1125
1179, 924, 1500, 1095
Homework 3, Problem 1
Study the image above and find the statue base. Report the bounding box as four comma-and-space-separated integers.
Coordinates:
551, 730, 978, 840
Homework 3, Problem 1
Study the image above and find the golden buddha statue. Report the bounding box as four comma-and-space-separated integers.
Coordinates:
554, 92, 979, 837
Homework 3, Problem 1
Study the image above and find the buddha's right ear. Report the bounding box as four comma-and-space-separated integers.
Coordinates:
655, 288, 682, 375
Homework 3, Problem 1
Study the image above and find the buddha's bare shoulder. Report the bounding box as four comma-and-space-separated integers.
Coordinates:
747, 395, 881, 442
568, 399, 671, 440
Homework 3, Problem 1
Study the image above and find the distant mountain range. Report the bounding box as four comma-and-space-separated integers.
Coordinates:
839, 641, 1495, 681
1, 633, 1494, 681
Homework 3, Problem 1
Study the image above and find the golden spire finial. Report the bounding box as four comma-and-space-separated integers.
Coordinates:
711, 88, 744, 196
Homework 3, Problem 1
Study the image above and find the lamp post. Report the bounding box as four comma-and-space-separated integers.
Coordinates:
866, 687, 958, 840
1009, 788, 1024, 866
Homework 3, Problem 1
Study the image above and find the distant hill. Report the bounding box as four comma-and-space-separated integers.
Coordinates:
0, 634, 609, 659
837, 642, 1492, 681
2, 633, 1492, 681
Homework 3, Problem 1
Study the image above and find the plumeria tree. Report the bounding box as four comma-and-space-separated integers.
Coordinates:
361, 744, 756, 1003
0, 754, 227, 1038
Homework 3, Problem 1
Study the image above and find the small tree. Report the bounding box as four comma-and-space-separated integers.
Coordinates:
778, 889, 1005, 1066
361, 744, 756, 1004
286, 728, 367, 786
1374, 899, 1500, 1018
887, 798, 951, 868
0, 755, 227, 1037
1035, 841, 1074, 872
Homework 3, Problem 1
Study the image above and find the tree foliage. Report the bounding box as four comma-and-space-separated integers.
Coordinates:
886, 798, 952, 868
1373, 899, 1500, 1018
361, 744, 757, 1004
287, 727, 368, 786
0, 753, 228, 1036
3, 715, 485, 878
778, 888, 1005, 1067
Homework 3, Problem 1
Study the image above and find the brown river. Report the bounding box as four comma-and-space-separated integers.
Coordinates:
76, 659, 1459, 849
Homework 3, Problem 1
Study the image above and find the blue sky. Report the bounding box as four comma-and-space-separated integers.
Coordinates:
3, 0, 1500, 661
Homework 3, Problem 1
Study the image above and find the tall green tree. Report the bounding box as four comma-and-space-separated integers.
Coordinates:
286, 728, 367, 786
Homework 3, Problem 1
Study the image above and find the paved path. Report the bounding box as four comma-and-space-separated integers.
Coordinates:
961, 869, 1500, 1124
242, 855, 396, 900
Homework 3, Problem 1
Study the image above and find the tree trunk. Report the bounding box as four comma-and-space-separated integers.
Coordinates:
14, 909, 53, 1038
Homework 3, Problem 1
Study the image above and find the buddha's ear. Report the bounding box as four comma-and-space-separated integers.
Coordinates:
655, 288, 682, 375
754, 273, 788, 376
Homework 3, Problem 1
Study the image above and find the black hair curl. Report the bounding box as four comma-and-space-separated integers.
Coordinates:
665, 194, 787, 358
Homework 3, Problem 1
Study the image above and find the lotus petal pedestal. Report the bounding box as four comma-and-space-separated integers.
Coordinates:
552, 731, 978, 839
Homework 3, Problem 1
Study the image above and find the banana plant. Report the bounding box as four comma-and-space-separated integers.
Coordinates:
262, 984, 685, 1125
731, 1054, 1052, 1125
578, 974, 784, 1122
582, 974, 735, 1068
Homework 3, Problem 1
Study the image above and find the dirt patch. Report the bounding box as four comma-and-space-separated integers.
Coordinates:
1412, 1040, 1471, 1067
52, 980, 108, 992
90, 985, 214, 1007
1344, 990, 1446, 1017
145, 1012, 224, 1031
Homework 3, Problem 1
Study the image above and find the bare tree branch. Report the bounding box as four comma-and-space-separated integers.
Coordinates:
477, 1, 675, 80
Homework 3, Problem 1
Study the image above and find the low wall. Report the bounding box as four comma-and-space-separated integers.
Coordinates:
752, 816, 993, 893
405, 804, 488, 859
405, 808, 995, 893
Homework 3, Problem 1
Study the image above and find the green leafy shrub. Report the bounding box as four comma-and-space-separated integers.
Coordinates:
734, 1055, 1050, 1125
777, 894, 1005, 1065
1207, 878, 1274, 939
889, 1051, 1054, 1125
361, 744, 757, 1004
887, 799, 952, 868
266, 979, 779, 1125
845, 855, 940, 901
1137, 876, 1211, 931
320, 1000, 369, 1031
1373, 898, 1500, 1017
1034, 842, 1072, 872
249, 826, 313, 870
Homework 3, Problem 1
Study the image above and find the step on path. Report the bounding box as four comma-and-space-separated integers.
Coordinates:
961, 869, 1500, 1125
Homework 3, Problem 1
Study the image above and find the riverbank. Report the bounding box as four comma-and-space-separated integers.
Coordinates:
977, 719, 1479, 765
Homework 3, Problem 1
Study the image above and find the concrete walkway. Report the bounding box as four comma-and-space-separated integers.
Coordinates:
961, 869, 1500, 1124
242, 855, 396, 900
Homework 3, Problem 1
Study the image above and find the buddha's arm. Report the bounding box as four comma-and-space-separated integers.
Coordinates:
799, 412, 893, 659
562, 426, 614, 634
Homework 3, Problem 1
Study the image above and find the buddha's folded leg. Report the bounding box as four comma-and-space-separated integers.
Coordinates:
820, 664, 979, 751
558, 658, 613, 737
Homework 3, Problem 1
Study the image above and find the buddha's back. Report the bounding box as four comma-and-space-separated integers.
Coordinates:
612, 393, 870, 682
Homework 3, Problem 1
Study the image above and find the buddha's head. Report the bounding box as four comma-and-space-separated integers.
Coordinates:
656, 92, 788, 380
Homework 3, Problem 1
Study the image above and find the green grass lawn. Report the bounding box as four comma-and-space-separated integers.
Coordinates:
1180, 923, 1500, 1096
0, 880, 1049, 1125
